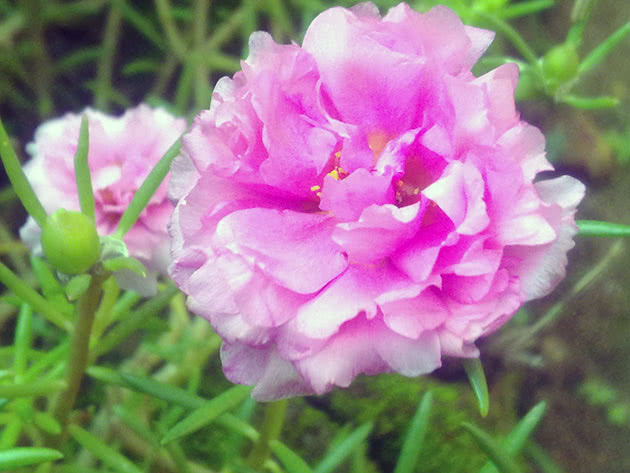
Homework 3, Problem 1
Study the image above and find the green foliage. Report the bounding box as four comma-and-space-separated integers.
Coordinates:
393, 391, 433, 473
328, 374, 489, 473
464, 358, 490, 417
0, 447, 63, 471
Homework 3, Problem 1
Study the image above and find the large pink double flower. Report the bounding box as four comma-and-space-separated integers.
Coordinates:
169, 3, 584, 399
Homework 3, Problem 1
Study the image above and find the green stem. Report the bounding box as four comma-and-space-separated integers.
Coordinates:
0, 241, 28, 255
90, 276, 121, 341
0, 261, 72, 332
205, 6, 245, 51
149, 53, 178, 98
20, 0, 53, 117
577, 219, 630, 237
193, 0, 210, 111
477, 12, 541, 71
247, 399, 288, 469
95, 1, 123, 110
155, 0, 188, 59
51, 272, 107, 440
91, 284, 179, 360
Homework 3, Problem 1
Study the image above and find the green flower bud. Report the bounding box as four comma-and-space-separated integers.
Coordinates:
41, 209, 100, 275
542, 43, 580, 92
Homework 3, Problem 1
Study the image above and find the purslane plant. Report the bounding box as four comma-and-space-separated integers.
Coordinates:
1, 1, 630, 472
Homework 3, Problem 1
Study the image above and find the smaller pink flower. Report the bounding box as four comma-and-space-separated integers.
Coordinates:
21, 105, 186, 294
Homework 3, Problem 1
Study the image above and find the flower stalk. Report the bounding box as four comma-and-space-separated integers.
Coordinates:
50, 271, 108, 442
247, 399, 288, 469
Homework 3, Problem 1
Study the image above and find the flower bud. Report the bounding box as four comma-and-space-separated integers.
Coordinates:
542, 43, 580, 92
41, 209, 100, 275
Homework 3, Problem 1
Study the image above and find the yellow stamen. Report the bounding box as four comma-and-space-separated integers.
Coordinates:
310, 185, 321, 191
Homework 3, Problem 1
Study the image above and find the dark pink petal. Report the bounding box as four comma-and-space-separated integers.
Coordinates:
303, 6, 427, 133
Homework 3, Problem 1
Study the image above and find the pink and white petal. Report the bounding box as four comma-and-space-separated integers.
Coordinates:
474, 63, 519, 136
444, 271, 521, 339
391, 212, 454, 283
383, 4, 489, 74
464, 25, 495, 68
214, 209, 347, 294
294, 316, 390, 394
438, 328, 479, 358
296, 314, 441, 394
232, 265, 311, 328
319, 169, 394, 222
496, 123, 552, 181
437, 237, 503, 277
423, 161, 489, 235
495, 214, 556, 246
442, 272, 496, 304
445, 78, 494, 153
504, 176, 584, 301
221, 343, 313, 401
376, 328, 442, 377
168, 153, 200, 204
535, 175, 585, 210
296, 265, 422, 339
333, 202, 422, 263
303, 6, 426, 133
381, 287, 449, 339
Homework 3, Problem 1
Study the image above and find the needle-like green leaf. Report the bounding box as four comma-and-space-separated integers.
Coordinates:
578, 22, 630, 77
0, 116, 48, 227
502, 0, 554, 19
0, 379, 66, 399
161, 385, 252, 444
314, 422, 373, 473
270, 440, 314, 473
559, 95, 619, 109
0, 447, 63, 471
114, 137, 181, 238
462, 423, 522, 473
479, 401, 547, 473
464, 358, 490, 417
394, 391, 433, 473
73, 115, 95, 221
69, 424, 143, 473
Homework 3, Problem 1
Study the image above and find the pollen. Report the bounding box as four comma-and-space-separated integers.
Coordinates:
310, 185, 321, 191
328, 169, 340, 180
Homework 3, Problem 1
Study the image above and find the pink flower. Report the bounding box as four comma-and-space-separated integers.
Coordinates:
169, 3, 585, 400
21, 105, 187, 294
